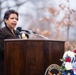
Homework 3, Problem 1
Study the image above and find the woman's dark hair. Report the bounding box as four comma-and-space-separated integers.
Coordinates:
4, 9, 19, 25
4, 9, 19, 20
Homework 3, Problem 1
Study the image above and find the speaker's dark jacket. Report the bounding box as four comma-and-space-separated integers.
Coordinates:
0, 26, 18, 53
0, 26, 18, 75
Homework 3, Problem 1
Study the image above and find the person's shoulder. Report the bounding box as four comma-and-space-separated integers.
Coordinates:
0, 26, 6, 31
0, 27, 7, 35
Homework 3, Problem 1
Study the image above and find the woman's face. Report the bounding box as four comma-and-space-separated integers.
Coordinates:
4, 14, 18, 30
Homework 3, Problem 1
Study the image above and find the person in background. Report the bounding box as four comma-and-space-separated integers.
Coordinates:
0, 9, 19, 75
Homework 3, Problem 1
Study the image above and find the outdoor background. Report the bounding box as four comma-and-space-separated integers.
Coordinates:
0, 0, 76, 50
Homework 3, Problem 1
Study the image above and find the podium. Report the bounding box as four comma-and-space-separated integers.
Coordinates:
4, 39, 65, 75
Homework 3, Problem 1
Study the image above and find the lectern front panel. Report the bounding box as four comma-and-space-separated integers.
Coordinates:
4, 39, 65, 75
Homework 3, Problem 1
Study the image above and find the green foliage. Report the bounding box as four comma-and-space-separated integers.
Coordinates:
60, 65, 66, 71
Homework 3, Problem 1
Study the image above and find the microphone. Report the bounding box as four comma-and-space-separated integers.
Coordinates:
16, 27, 30, 34
16, 27, 22, 32
16, 27, 49, 40
16, 27, 30, 38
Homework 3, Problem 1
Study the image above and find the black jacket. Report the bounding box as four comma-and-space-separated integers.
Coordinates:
0, 26, 18, 56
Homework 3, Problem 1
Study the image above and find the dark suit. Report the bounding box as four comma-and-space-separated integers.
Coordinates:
0, 26, 18, 75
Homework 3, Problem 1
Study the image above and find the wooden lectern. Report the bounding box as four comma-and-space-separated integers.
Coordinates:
4, 39, 65, 75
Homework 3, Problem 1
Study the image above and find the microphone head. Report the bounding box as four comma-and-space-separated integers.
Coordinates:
16, 27, 22, 32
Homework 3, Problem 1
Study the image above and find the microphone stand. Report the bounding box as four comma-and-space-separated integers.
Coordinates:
16, 27, 49, 40
32, 31, 49, 40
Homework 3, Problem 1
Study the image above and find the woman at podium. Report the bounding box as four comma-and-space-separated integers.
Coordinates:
0, 9, 19, 75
